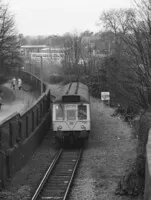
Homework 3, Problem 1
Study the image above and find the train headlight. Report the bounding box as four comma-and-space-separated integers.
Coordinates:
57, 125, 62, 130
81, 125, 86, 130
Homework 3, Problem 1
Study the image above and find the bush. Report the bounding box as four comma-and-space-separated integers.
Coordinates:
0, 74, 9, 85
138, 111, 151, 154
63, 75, 79, 84
115, 111, 151, 197
49, 74, 64, 84
115, 155, 145, 196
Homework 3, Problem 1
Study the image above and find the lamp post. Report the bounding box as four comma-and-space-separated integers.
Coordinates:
40, 56, 43, 95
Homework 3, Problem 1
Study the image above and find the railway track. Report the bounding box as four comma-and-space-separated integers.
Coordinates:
31, 148, 83, 200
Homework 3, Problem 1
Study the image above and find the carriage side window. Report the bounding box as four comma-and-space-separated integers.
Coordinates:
78, 105, 87, 120
55, 104, 64, 120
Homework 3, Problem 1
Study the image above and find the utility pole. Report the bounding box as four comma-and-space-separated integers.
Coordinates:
40, 56, 43, 95
108, 41, 111, 54
29, 54, 33, 81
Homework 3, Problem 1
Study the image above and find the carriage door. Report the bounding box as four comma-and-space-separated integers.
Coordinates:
65, 104, 77, 129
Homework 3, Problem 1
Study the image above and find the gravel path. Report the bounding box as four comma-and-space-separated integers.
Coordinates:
0, 85, 142, 200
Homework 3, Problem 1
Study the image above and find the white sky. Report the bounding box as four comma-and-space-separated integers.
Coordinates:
5, 0, 133, 36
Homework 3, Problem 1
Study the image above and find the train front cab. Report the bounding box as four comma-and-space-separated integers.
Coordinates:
52, 103, 90, 144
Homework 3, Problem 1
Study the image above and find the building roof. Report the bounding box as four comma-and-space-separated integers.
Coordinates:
21, 45, 47, 49
54, 82, 90, 103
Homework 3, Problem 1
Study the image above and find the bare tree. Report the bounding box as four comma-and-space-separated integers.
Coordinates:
99, 4, 151, 110
62, 33, 83, 79
100, 8, 135, 46
0, 2, 22, 75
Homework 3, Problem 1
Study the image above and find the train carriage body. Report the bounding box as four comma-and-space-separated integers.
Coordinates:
52, 82, 91, 144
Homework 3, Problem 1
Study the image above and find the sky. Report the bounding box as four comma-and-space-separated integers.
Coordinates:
4, 0, 133, 36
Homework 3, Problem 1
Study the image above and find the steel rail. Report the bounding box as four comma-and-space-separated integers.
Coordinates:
63, 148, 83, 200
31, 149, 63, 200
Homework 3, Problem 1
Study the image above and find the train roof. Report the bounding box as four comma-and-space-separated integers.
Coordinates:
54, 82, 90, 103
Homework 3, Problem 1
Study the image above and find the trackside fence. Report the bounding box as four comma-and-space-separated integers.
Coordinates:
0, 70, 51, 189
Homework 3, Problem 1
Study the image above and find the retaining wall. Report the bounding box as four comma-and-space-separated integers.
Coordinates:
0, 71, 51, 188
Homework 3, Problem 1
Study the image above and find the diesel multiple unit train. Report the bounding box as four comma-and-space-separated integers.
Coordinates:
52, 82, 91, 145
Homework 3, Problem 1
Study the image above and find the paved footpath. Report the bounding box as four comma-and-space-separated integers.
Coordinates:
0, 83, 36, 122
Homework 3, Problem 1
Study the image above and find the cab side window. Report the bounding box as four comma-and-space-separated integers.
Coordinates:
56, 104, 64, 120
78, 105, 87, 120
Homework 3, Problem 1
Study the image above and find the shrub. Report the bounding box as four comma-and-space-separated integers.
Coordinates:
49, 74, 64, 84
0, 74, 9, 85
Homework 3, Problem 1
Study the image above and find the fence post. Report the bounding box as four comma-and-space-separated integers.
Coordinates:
26, 115, 28, 137
0, 150, 5, 189
40, 103, 42, 119
47, 91, 50, 110
32, 110, 34, 131
36, 107, 39, 126
9, 123, 13, 148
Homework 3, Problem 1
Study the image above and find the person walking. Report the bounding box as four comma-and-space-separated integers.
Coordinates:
17, 78, 22, 90
11, 77, 16, 90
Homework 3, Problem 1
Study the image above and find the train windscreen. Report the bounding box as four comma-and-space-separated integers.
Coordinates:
67, 110, 76, 120
78, 105, 87, 120
55, 104, 64, 120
